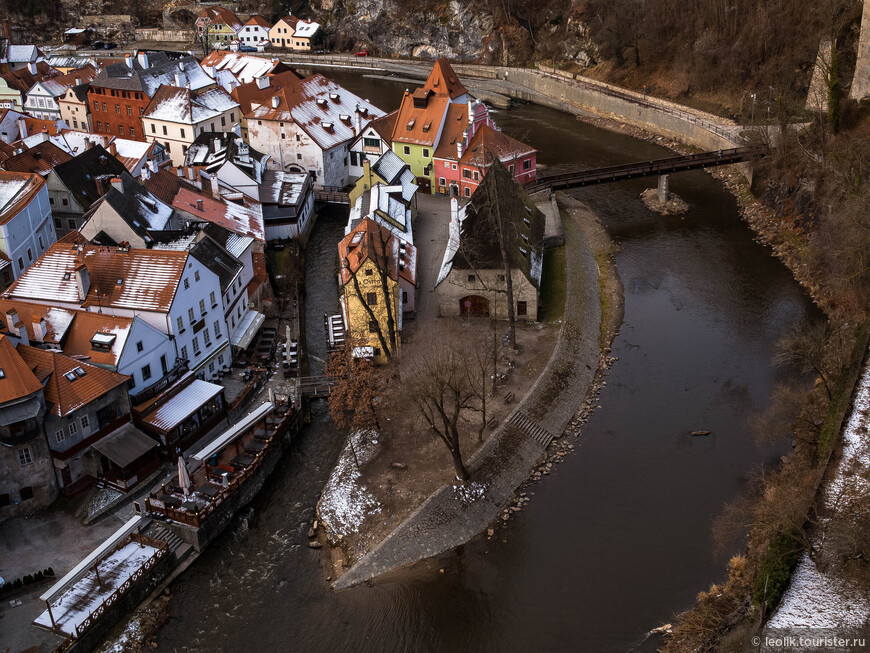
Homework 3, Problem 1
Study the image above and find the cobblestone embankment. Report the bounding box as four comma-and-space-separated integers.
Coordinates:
333, 207, 601, 590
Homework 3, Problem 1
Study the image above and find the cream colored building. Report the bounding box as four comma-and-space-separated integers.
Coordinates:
142, 85, 240, 166
58, 84, 92, 132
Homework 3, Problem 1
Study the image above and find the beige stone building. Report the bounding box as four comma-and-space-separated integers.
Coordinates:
436, 162, 545, 321
58, 83, 93, 132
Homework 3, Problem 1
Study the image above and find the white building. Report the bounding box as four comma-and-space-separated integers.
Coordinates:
0, 171, 56, 286
244, 74, 385, 188
143, 85, 240, 167
238, 16, 272, 48
2, 242, 232, 382
348, 110, 397, 180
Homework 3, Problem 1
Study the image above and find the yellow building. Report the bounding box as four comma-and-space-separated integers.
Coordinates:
337, 218, 415, 364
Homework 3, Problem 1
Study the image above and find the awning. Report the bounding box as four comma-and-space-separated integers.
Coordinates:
0, 396, 42, 426
230, 310, 265, 349
91, 423, 158, 468
140, 379, 223, 432
192, 401, 273, 462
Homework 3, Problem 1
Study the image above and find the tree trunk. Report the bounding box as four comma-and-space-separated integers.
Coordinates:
490, 179, 517, 348
451, 446, 470, 481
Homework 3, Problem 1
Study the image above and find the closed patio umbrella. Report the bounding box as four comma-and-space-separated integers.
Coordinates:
178, 456, 191, 496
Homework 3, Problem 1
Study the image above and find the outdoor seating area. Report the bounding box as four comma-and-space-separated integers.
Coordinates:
144, 403, 290, 527
325, 313, 346, 351
282, 339, 299, 378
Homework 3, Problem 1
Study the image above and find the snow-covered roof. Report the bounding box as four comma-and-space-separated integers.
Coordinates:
259, 170, 308, 206
141, 379, 223, 431
436, 201, 463, 287
201, 51, 282, 85
139, 58, 214, 97
143, 86, 239, 125
192, 401, 272, 461
0, 171, 44, 225
5, 45, 41, 64
172, 187, 264, 241
249, 74, 385, 151
293, 21, 320, 38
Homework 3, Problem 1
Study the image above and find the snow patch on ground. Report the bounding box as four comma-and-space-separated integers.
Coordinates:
85, 487, 123, 518
318, 430, 382, 541
768, 365, 870, 628
101, 614, 143, 653
452, 481, 487, 503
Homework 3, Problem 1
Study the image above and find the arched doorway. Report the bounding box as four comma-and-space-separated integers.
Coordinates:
459, 295, 489, 317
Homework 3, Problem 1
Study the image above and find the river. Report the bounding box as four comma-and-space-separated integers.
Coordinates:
156, 72, 817, 652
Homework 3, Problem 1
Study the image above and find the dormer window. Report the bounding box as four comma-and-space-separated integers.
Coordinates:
73, 366, 86, 377
0, 369, 5, 379
406, 118, 415, 130
115, 278, 123, 286
422, 121, 431, 133
90, 332, 116, 351
339, 114, 350, 124
329, 93, 340, 102
62, 272, 71, 281
64, 371, 77, 382
322, 122, 334, 132
316, 98, 327, 107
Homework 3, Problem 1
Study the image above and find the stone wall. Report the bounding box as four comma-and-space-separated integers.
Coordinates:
135, 28, 195, 43
437, 267, 539, 321
806, 40, 833, 112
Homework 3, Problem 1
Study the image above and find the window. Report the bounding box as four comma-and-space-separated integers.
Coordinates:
188, 307, 195, 323
62, 198, 68, 206
364, 137, 380, 148
403, 145, 410, 155
473, 171, 479, 181
296, 134, 300, 142
366, 292, 377, 306
369, 320, 378, 332
209, 362, 215, 374
73, 119, 78, 129
151, 123, 156, 133
509, 165, 514, 174
517, 301, 528, 317
127, 105, 132, 115
136, 340, 143, 352
55, 429, 65, 443
118, 125, 123, 135
68, 219, 76, 229
69, 421, 78, 437
439, 177, 446, 186
468, 274, 476, 282
160, 354, 168, 374
18, 448, 32, 465
17, 257, 23, 270
209, 291, 216, 306
162, 125, 168, 136
177, 316, 184, 332
180, 128, 185, 139
203, 326, 211, 345
296, 152, 301, 159
281, 133, 286, 140
221, 116, 226, 127
102, 102, 106, 111
523, 159, 531, 170
142, 364, 152, 380
192, 336, 201, 355
195, 270, 200, 282
462, 169, 472, 179
38, 236, 43, 249
230, 112, 235, 122
218, 354, 225, 365
365, 268, 373, 276
184, 278, 190, 290
81, 415, 89, 431
20, 486, 33, 501
181, 345, 188, 360
464, 187, 471, 197
130, 126, 135, 136
422, 148, 429, 158
214, 320, 221, 338
115, 104, 120, 114
97, 120, 102, 130
402, 291, 408, 303
199, 299, 206, 315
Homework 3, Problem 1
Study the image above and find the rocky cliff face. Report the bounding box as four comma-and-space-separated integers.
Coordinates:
310, 0, 596, 66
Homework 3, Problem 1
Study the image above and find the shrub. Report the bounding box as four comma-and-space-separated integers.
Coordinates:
22, 574, 33, 585
753, 531, 802, 611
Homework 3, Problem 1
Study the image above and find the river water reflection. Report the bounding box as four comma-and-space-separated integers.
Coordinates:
157, 72, 816, 652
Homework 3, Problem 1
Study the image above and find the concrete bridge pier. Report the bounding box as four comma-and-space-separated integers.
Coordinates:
657, 174, 670, 202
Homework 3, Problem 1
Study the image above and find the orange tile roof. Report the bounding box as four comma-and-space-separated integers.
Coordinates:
230, 69, 307, 115
433, 103, 470, 159
0, 334, 42, 404
61, 311, 135, 369
459, 124, 537, 167
21, 117, 62, 136
52, 64, 98, 88
0, 299, 76, 345
199, 6, 243, 32
2, 141, 72, 176
17, 344, 128, 417
0, 171, 46, 226
424, 59, 469, 100
3, 242, 188, 313
172, 187, 265, 241
274, 15, 300, 30
337, 217, 415, 286
392, 92, 449, 147
245, 15, 272, 28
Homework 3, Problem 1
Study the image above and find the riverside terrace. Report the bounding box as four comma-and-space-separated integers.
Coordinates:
143, 400, 294, 531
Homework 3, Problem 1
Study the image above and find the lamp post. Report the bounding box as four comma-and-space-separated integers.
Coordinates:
750, 93, 757, 125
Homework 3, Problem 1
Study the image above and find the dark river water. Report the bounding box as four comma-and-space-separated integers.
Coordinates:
157, 73, 817, 652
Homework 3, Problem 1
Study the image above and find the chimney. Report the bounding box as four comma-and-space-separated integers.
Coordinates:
148, 159, 157, 173
257, 76, 269, 90
174, 72, 183, 87
354, 106, 361, 134
18, 117, 27, 139
32, 316, 46, 343
75, 78, 82, 86
125, 54, 133, 69
137, 52, 149, 69
0, 131, 6, 143
2, 20, 10, 43
28, 62, 37, 75
94, 177, 105, 196
213, 136, 221, 151
17, 323, 29, 347
196, 198, 204, 211
109, 141, 117, 155
211, 175, 221, 199
207, 65, 216, 78
5, 309, 19, 333
75, 264, 90, 301
110, 177, 123, 193
141, 164, 150, 181
271, 95, 279, 109
456, 138, 464, 159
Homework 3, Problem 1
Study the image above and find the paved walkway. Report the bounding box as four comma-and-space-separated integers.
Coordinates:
334, 205, 601, 589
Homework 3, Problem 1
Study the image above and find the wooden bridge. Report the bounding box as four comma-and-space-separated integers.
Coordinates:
314, 186, 351, 205
529, 146, 762, 192
294, 376, 337, 398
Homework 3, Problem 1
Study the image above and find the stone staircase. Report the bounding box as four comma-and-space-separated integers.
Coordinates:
148, 525, 193, 562
508, 411, 556, 448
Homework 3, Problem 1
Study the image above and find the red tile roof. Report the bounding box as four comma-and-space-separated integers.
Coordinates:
0, 171, 46, 226
0, 62, 61, 94
230, 69, 307, 115
424, 59, 469, 100
0, 299, 76, 345
245, 15, 272, 28
459, 125, 537, 167
3, 242, 189, 313
0, 334, 42, 404
171, 187, 265, 241
17, 344, 128, 417
141, 168, 198, 205
391, 91, 449, 147
198, 6, 243, 32
2, 141, 72, 176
